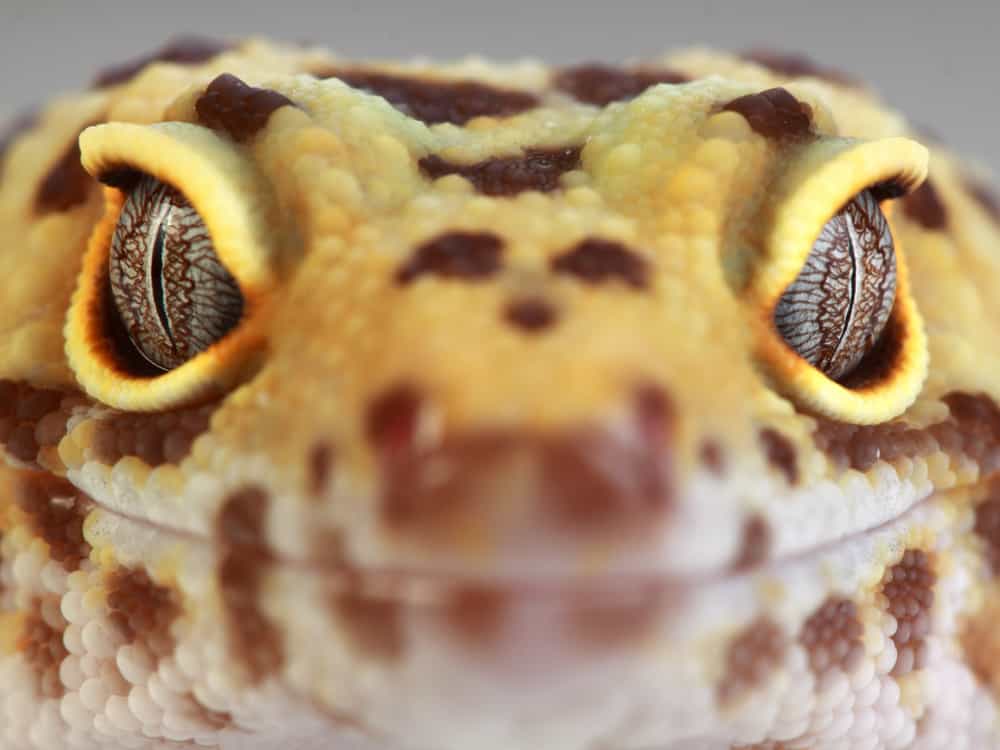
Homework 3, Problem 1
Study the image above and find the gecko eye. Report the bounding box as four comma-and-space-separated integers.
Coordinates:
773, 189, 895, 382
109, 174, 243, 372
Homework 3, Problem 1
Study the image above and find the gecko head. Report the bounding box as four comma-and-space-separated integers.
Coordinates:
46, 66, 962, 715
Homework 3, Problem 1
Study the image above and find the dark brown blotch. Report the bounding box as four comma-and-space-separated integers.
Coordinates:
94, 36, 233, 88
799, 597, 864, 676
18, 596, 69, 699
902, 180, 948, 230
974, 478, 1000, 574
216, 485, 284, 682
742, 49, 861, 87
442, 587, 508, 647
551, 238, 650, 290
89, 401, 216, 467
308, 440, 336, 497
718, 617, 786, 705
366, 384, 425, 459
553, 64, 688, 106
396, 231, 504, 284
34, 121, 102, 214
320, 69, 540, 126
731, 514, 771, 572
333, 582, 404, 663
814, 391, 1000, 474
106, 566, 180, 656
722, 87, 813, 140
419, 146, 581, 197
759, 428, 799, 485
196, 73, 297, 142
503, 297, 558, 333
880, 548, 935, 676
699, 439, 726, 475
0, 380, 71, 466
14, 472, 91, 570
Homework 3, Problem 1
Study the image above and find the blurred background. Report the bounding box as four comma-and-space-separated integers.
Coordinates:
2, 0, 998, 173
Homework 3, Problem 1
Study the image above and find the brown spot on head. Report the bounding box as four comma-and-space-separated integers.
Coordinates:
34, 121, 101, 214
106, 566, 180, 656
333, 582, 404, 663
718, 617, 786, 705
551, 238, 650, 290
419, 146, 581, 197
699, 439, 726, 475
504, 297, 558, 333
553, 64, 688, 106
14, 472, 91, 570
308, 440, 336, 497
964, 175, 1000, 222
974, 479, 1000, 574
731, 514, 771, 571
196, 73, 297, 142
321, 69, 540, 125
742, 49, 860, 87
902, 180, 948, 230
94, 36, 233, 88
721, 87, 813, 140
880, 548, 935, 676
216, 485, 284, 682
18, 596, 69, 699
759, 428, 799, 484
799, 597, 864, 676
396, 231, 504, 284
366, 384, 426, 458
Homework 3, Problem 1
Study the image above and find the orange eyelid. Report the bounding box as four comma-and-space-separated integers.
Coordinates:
66, 122, 279, 411
749, 137, 930, 425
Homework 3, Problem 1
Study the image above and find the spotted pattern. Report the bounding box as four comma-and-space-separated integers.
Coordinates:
14, 472, 91, 570
396, 232, 504, 284
731, 514, 771, 571
196, 73, 297, 142
553, 64, 688, 106
105, 566, 180, 658
880, 549, 935, 676
34, 121, 101, 214
0, 381, 75, 466
321, 69, 540, 125
551, 238, 650, 289
973, 479, 1000, 573
18, 596, 69, 699
332, 582, 404, 663
759, 428, 798, 485
721, 87, 813, 141
799, 597, 864, 676
718, 617, 787, 705
216, 486, 284, 682
813, 391, 1000, 473
902, 180, 948, 230
419, 146, 582, 196
87, 400, 216, 467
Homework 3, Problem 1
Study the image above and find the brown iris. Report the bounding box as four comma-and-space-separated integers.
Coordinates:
108, 174, 243, 371
774, 190, 896, 382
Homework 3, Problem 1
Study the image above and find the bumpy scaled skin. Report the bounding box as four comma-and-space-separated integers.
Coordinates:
3, 37, 1000, 750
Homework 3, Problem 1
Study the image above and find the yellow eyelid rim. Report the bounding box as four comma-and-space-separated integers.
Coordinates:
751, 136, 930, 425
66, 122, 278, 411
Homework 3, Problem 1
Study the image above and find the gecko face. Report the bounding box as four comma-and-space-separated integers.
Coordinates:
5, 38, 1000, 750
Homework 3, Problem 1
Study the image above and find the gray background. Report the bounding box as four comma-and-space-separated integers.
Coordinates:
2, 0, 998, 173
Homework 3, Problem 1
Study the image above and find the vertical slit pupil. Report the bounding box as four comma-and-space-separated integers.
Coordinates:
150, 216, 172, 344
